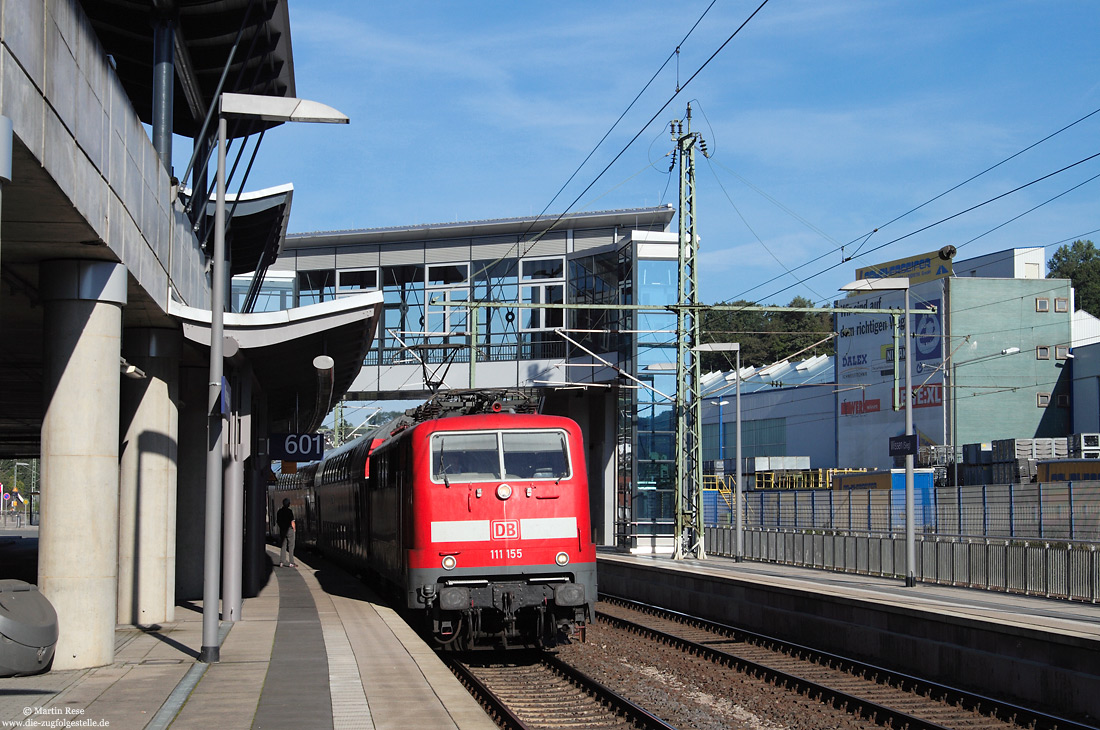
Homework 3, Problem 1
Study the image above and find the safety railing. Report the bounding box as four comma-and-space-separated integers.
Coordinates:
703, 525, 1100, 603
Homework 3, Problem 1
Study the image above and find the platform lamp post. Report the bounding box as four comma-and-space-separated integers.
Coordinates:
841, 277, 916, 587
200, 93, 349, 664
697, 343, 742, 560
708, 401, 729, 460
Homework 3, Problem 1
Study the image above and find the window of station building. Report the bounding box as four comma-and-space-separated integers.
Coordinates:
297, 270, 336, 305
1035, 297, 1050, 312
426, 289, 468, 338
1036, 345, 1050, 360
232, 271, 295, 313
473, 259, 520, 349
637, 259, 677, 340
428, 263, 469, 286
518, 258, 565, 330
521, 257, 564, 281
1057, 393, 1070, 407
1054, 297, 1070, 313
381, 265, 425, 354
569, 255, 619, 353
1056, 345, 1070, 360
1036, 392, 1051, 407
426, 264, 470, 339
336, 268, 378, 295
521, 283, 564, 330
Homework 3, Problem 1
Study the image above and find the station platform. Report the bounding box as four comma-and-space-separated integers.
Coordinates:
0, 541, 496, 730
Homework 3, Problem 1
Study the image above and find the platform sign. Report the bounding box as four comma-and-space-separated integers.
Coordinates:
888, 434, 919, 458
269, 433, 325, 461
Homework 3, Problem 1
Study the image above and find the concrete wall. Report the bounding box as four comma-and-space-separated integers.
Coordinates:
950, 277, 1073, 444
0, 0, 209, 309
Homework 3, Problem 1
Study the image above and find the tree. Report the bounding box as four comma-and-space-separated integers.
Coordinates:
699, 298, 834, 371
1048, 239, 1100, 315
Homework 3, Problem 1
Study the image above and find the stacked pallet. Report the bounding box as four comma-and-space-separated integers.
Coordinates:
959, 443, 992, 486
1068, 433, 1100, 459
989, 438, 1068, 483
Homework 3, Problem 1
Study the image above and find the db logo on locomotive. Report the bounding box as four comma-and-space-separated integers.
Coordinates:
491, 519, 520, 539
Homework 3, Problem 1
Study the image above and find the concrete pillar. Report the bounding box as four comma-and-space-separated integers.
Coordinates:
118, 328, 180, 626
39, 260, 127, 670
175, 364, 209, 600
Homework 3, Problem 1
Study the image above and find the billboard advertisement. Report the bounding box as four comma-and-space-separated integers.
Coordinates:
855, 249, 953, 286
835, 280, 946, 469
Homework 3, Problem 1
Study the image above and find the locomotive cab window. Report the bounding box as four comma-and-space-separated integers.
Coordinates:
431, 429, 571, 483
433, 432, 502, 481
503, 431, 570, 480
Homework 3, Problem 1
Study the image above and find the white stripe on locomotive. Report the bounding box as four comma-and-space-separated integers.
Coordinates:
429, 516, 577, 542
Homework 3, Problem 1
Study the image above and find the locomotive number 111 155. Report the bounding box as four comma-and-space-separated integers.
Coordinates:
490, 548, 523, 560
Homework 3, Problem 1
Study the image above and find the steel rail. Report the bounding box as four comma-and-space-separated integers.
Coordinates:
600, 595, 1095, 730
447, 652, 678, 730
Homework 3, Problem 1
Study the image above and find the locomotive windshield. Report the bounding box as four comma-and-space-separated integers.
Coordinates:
432, 429, 571, 483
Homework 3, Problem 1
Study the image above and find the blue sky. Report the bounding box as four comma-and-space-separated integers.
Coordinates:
240, 0, 1100, 307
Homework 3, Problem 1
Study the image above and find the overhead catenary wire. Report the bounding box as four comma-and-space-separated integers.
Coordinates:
742, 149, 1100, 307
503, 0, 772, 269
465, 0, 729, 304
722, 106, 1100, 305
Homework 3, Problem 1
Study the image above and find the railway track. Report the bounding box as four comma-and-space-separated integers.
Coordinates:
447, 650, 677, 730
596, 596, 1094, 730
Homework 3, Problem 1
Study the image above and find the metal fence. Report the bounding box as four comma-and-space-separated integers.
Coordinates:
701, 482, 1100, 602
707, 481, 1100, 541
703, 525, 1100, 602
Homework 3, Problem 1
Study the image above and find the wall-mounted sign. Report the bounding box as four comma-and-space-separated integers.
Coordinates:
269, 433, 325, 461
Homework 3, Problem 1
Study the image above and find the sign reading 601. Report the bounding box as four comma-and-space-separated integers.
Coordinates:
269, 433, 325, 461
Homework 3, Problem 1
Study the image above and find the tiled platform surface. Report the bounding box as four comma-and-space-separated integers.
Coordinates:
0, 546, 496, 730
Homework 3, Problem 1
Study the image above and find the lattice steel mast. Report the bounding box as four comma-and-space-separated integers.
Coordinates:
671, 104, 708, 560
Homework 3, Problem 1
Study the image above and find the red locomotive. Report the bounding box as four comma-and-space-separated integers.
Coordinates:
272, 392, 596, 649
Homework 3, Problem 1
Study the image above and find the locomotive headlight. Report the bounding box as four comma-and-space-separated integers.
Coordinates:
441, 555, 457, 570
555, 551, 570, 566
496, 483, 513, 500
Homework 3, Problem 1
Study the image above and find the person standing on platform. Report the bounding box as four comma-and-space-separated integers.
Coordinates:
277, 498, 297, 568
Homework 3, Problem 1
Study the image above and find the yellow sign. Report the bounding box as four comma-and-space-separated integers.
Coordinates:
856, 250, 953, 285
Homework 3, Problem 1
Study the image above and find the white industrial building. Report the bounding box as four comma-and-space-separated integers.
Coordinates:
704, 248, 1096, 473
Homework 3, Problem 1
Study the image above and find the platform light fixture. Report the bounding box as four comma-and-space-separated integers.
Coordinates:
697, 343, 742, 560
200, 93, 349, 664
841, 277, 916, 587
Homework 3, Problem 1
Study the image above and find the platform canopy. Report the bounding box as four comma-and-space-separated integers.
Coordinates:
79, 0, 296, 138
170, 292, 384, 433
